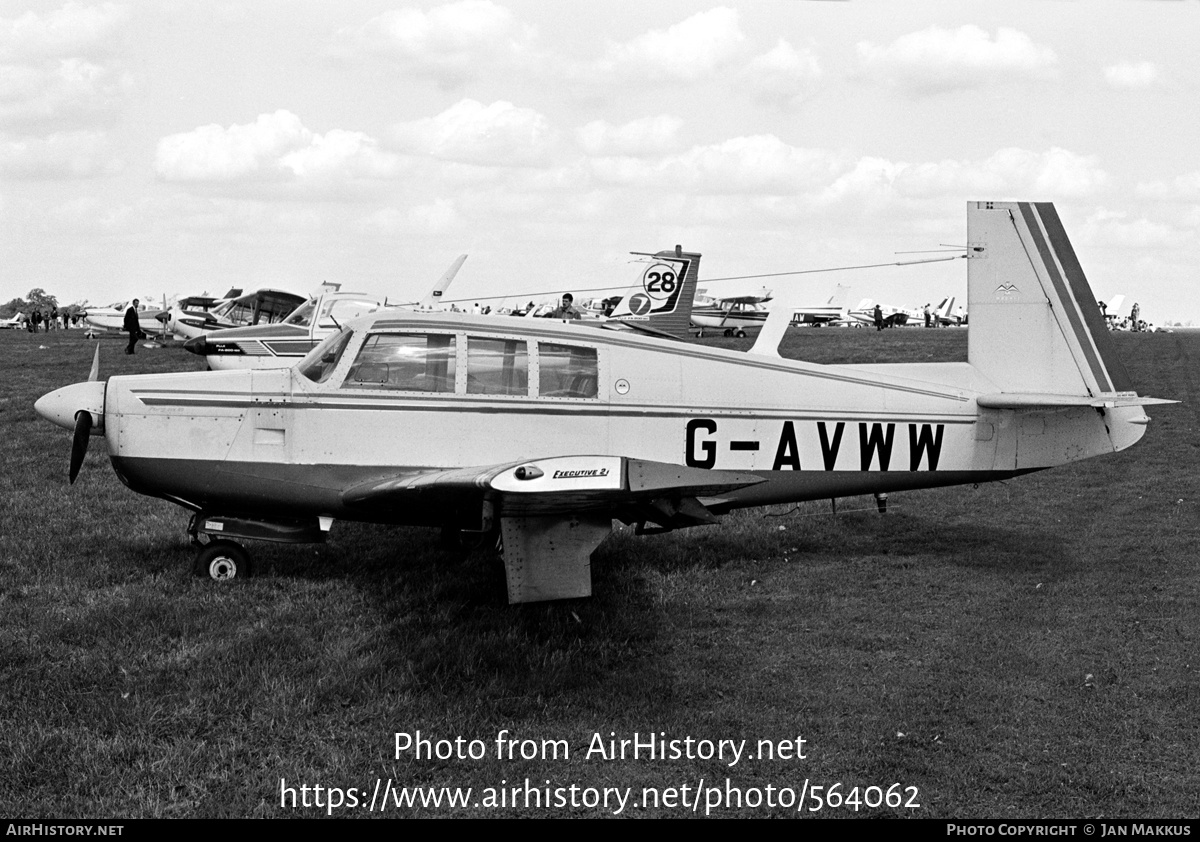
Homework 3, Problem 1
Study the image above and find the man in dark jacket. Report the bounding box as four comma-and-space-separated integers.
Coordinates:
124, 299, 142, 354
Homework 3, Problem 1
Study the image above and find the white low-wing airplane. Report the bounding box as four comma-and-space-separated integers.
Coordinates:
37, 202, 1172, 604
790, 284, 852, 327
84, 300, 173, 335
847, 296, 956, 328
180, 255, 468, 370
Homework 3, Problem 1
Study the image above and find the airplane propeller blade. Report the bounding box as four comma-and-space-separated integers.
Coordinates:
88, 343, 100, 382
69, 411, 92, 484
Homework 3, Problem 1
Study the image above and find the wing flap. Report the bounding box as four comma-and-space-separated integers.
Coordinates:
977, 392, 1176, 410
341, 455, 765, 517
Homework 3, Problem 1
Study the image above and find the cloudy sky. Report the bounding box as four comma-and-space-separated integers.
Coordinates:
2, 0, 1198, 323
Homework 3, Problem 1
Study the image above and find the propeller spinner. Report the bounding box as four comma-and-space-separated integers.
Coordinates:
35, 345, 106, 483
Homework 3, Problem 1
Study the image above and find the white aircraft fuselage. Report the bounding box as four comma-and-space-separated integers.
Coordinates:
36, 203, 1168, 603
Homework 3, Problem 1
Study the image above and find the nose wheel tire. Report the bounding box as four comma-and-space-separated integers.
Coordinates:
194, 540, 252, 581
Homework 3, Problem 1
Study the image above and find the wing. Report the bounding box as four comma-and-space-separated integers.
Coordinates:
341, 455, 764, 524
341, 455, 766, 603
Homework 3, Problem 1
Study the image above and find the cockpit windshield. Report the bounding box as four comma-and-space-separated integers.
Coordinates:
298, 328, 353, 383
283, 299, 317, 327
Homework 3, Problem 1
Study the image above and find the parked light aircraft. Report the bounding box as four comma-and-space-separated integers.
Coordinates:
691, 288, 773, 337
163, 288, 306, 341
789, 285, 852, 327
1, 313, 27, 329
181, 256, 468, 370
847, 296, 955, 328
37, 202, 1171, 604
84, 300, 172, 335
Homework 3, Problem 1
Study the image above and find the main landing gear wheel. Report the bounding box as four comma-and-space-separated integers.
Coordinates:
735, 329, 747, 338
194, 540, 252, 581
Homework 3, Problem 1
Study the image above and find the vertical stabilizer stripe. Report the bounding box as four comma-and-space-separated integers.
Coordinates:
1032, 203, 1134, 392
1018, 203, 1112, 393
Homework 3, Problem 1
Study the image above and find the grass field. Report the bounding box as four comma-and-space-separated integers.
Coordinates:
1, 326, 1197, 818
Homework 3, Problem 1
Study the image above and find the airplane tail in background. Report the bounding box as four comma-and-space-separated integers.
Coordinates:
935, 296, 955, 322
966, 201, 1136, 398
418, 254, 467, 308
607, 247, 701, 338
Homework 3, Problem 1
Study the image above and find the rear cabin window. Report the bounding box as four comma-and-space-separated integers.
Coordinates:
538, 343, 598, 398
344, 333, 456, 392
467, 337, 528, 396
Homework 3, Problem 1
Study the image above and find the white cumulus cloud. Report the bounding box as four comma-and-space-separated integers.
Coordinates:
598, 7, 746, 82
889, 148, 1108, 199
1137, 171, 1200, 201
332, 1, 535, 87
0, 129, 117, 178
155, 110, 403, 184
0, 2, 128, 61
576, 115, 683, 157
740, 39, 822, 108
858, 25, 1056, 93
391, 99, 555, 167
590, 134, 840, 195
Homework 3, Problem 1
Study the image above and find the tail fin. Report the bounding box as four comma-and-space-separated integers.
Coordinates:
966, 201, 1134, 397
419, 254, 467, 308
607, 247, 701, 338
827, 284, 851, 309
936, 296, 955, 322
1103, 294, 1125, 322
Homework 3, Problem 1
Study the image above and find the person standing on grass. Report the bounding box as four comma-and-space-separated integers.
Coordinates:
124, 299, 142, 354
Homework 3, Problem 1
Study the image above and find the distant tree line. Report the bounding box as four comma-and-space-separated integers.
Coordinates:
0, 288, 84, 319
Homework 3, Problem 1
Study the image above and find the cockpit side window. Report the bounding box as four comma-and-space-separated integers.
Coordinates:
344, 333, 456, 392
284, 300, 316, 327
322, 298, 379, 327
298, 328, 353, 383
466, 337, 528, 396
537, 343, 598, 398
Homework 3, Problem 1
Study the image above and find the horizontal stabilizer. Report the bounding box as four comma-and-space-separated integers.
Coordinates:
976, 392, 1177, 410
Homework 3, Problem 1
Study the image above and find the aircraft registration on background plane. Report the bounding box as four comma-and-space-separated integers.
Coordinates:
37, 202, 1172, 604
181, 255, 467, 370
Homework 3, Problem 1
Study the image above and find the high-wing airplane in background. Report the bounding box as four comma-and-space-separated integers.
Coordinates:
181, 255, 468, 370
37, 202, 1172, 604
690, 288, 773, 337
162, 288, 307, 341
